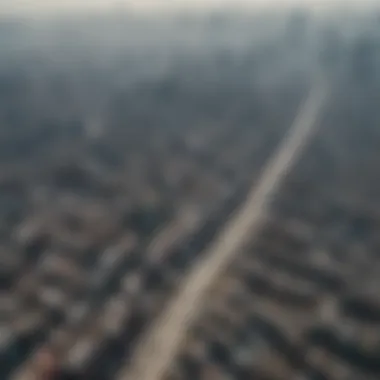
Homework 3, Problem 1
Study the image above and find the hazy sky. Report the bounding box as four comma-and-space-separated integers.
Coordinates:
0, 0, 374, 15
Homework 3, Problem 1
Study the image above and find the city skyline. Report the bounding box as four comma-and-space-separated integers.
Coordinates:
0, 0, 377, 16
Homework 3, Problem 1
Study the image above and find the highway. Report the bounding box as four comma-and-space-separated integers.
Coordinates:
117, 75, 330, 380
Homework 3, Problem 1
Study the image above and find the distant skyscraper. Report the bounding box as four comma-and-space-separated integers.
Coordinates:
286, 9, 308, 49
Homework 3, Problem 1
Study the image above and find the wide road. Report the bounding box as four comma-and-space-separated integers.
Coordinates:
118, 76, 330, 380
